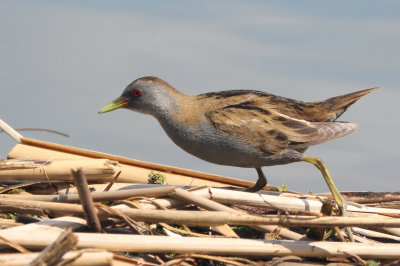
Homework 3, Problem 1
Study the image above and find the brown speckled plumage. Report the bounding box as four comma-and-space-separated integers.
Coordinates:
194, 87, 376, 156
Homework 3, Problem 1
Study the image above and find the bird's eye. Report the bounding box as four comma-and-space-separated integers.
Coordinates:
132, 89, 142, 97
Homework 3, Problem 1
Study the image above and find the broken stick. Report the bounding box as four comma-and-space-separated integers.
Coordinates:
71, 168, 102, 232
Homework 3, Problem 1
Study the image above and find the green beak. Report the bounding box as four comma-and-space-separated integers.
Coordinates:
98, 97, 128, 114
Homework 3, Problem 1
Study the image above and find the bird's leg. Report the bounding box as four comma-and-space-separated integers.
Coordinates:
303, 156, 354, 241
303, 156, 346, 216
244, 167, 267, 192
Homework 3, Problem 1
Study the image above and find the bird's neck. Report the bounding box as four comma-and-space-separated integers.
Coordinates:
153, 91, 204, 131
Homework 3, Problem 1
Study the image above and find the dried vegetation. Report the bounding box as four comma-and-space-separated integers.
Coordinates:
0, 121, 399, 265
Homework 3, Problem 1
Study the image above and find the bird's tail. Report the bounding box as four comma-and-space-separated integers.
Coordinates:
319, 87, 378, 121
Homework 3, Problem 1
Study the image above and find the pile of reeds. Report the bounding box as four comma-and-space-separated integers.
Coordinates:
0, 120, 400, 265
1, 163, 400, 264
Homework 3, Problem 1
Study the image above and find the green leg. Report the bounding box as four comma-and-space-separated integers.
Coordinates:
303, 156, 346, 216
303, 156, 354, 241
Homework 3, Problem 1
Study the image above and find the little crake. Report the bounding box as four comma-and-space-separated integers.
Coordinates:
99, 76, 376, 215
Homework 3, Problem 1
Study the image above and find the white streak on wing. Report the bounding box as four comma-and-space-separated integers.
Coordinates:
238, 118, 263, 123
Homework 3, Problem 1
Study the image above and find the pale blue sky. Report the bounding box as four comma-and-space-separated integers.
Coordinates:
1, 1, 399, 192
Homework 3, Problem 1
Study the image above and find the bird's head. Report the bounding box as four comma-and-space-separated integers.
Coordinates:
98, 76, 180, 117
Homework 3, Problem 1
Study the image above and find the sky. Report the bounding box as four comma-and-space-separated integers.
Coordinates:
0, 1, 399, 193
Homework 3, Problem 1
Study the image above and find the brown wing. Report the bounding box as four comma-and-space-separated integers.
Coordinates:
197, 90, 362, 154
205, 104, 322, 154
206, 103, 358, 154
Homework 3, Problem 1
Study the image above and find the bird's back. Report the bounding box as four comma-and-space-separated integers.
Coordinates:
196, 87, 377, 123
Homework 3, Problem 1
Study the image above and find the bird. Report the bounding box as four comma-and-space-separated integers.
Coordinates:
99, 76, 377, 215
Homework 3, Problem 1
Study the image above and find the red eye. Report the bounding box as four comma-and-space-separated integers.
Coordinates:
133, 89, 142, 97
